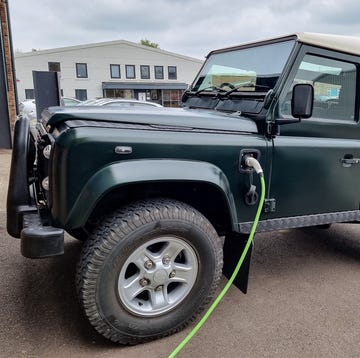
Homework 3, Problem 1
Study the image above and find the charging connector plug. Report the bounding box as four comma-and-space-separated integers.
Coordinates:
244, 156, 263, 175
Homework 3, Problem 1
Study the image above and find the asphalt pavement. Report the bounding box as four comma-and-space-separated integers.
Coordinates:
1, 148, 360, 358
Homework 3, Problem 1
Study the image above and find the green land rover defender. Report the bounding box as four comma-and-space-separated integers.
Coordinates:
7, 33, 360, 344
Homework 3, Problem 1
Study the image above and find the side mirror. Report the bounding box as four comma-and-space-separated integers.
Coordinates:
291, 83, 314, 119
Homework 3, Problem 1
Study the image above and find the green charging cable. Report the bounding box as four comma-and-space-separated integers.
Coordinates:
169, 168, 265, 358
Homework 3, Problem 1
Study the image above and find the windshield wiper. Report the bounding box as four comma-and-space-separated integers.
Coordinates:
194, 86, 227, 96
223, 82, 270, 97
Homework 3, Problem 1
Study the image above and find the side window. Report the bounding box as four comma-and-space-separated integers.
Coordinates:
280, 54, 357, 121
168, 66, 177, 80
48, 62, 61, 72
140, 65, 150, 79
75, 89, 87, 101
25, 89, 34, 99
125, 65, 136, 79
76, 63, 88, 78
110, 64, 121, 78
154, 66, 164, 79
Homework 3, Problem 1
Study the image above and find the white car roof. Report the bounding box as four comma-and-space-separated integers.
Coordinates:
296, 32, 360, 56
79, 98, 162, 107
214, 32, 360, 58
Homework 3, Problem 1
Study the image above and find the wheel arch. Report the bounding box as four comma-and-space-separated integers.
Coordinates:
65, 159, 237, 235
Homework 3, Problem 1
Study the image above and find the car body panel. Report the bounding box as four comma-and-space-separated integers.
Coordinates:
50, 123, 268, 230
44, 106, 258, 133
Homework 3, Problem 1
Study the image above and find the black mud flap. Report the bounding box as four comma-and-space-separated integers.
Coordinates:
222, 233, 253, 294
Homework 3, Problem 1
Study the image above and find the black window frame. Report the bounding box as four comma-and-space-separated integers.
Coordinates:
75, 89, 88, 101
25, 89, 34, 99
154, 65, 164, 80
125, 65, 136, 79
110, 64, 121, 79
76, 63, 88, 78
168, 66, 177, 80
140, 65, 150, 79
48, 62, 61, 72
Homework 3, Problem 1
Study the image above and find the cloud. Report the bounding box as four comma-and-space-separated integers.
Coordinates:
9, 0, 360, 58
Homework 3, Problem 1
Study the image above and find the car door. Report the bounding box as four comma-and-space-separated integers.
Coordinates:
268, 46, 360, 220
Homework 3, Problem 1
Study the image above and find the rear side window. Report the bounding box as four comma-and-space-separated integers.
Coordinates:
281, 54, 357, 121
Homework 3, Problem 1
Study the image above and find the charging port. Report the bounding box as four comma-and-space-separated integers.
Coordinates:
239, 149, 261, 172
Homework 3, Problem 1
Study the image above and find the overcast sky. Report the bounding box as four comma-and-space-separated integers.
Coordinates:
9, 0, 360, 59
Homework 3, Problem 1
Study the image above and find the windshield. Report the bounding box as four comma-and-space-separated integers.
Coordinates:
192, 40, 295, 93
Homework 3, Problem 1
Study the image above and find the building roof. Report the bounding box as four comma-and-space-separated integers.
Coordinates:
15, 39, 203, 63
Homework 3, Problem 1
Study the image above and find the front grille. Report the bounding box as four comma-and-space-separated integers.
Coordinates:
34, 127, 54, 207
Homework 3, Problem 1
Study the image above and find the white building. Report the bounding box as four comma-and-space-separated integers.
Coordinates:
15, 40, 203, 107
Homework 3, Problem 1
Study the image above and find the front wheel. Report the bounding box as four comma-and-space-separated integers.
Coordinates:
76, 199, 223, 344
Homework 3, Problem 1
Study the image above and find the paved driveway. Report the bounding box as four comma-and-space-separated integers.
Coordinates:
1, 149, 360, 357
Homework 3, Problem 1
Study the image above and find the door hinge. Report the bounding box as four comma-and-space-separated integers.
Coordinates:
264, 198, 276, 213
266, 122, 280, 138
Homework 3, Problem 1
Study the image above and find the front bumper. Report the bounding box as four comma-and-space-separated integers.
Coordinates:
21, 212, 64, 258
7, 116, 64, 258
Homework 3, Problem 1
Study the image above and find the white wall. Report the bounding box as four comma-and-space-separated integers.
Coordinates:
15, 41, 203, 102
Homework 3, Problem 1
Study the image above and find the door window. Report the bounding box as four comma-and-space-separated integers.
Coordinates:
280, 54, 357, 121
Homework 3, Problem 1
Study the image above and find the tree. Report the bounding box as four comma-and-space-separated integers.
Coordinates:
140, 39, 159, 49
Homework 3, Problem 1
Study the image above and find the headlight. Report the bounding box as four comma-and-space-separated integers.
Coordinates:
42, 177, 49, 191
43, 145, 52, 159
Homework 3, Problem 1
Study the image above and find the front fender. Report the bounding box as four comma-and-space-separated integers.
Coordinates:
64, 159, 237, 230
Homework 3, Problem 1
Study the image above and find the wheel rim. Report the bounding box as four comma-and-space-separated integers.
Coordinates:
118, 236, 199, 317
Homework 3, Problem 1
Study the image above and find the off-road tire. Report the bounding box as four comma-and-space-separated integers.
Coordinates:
76, 198, 223, 344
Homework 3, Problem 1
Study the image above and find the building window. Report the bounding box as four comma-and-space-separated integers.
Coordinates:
76, 63, 88, 78
140, 65, 150, 79
110, 64, 121, 78
48, 62, 61, 72
104, 89, 134, 98
75, 89, 87, 101
126, 65, 136, 79
154, 66, 164, 79
162, 89, 183, 107
168, 66, 177, 80
25, 89, 34, 99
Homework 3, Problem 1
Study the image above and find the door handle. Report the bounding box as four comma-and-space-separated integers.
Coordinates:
341, 157, 360, 167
